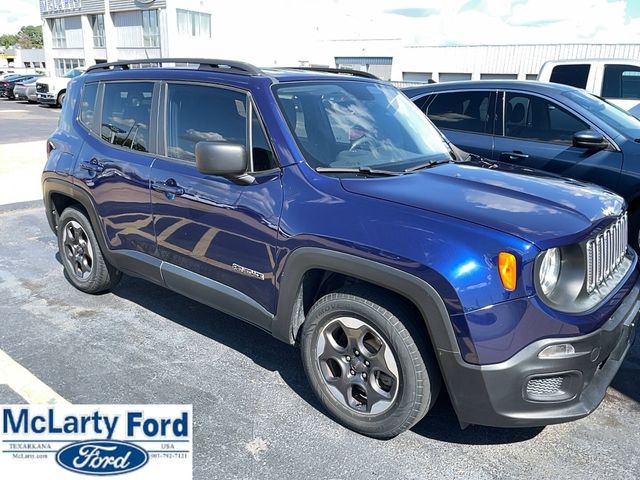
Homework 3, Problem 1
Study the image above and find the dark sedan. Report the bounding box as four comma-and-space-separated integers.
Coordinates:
404, 80, 640, 249
0, 75, 41, 99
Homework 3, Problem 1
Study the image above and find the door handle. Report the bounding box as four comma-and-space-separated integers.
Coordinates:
80, 158, 105, 173
152, 180, 185, 197
500, 151, 529, 161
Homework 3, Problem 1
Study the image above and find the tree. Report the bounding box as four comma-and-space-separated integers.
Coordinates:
0, 34, 18, 48
17, 25, 43, 49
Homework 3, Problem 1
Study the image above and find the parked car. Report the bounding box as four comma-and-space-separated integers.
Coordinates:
36, 67, 85, 107
0, 72, 18, 81
539, 59, 640, 118
14, 77, 39, 103
404, 80, 640, 250
0, 75, 41, 99
43, 59, 639, 438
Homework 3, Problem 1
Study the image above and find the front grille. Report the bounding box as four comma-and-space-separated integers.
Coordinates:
36, 83, 48, 93
586, 213, 628, 294
526, 376, 564, 397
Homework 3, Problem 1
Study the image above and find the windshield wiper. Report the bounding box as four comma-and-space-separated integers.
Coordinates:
315, 167, 403, 176
404, 159, 450, 172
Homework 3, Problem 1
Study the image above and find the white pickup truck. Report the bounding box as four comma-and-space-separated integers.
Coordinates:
35, 67, 86, 107
538, 59, 640, 118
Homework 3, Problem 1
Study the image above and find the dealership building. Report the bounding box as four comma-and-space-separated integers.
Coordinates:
39, 1, 640, 83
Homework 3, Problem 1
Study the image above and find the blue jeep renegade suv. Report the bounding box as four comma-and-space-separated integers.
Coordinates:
42, 59, 640, 438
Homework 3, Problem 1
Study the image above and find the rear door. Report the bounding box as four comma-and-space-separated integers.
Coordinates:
74, 80, 159, 259
493, 90, 623, 192
150, 82, 282, 319
421, 89, 497, 158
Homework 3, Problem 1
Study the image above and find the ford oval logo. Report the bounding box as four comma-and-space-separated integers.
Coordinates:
56, 440, 149, 475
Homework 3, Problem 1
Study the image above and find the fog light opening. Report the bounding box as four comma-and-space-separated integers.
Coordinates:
538, 343, 576, 359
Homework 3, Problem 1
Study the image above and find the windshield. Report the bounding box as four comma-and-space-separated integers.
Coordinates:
273, 81, 451, 172
563, 90, 640, 140
64, 68, 84, 79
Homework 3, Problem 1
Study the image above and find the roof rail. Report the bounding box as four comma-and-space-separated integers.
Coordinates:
282, 67, 379, 79
85, 58, 262, 75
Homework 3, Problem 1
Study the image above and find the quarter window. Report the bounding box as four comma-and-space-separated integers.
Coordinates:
427, 91, 493, 134
251, 110, 277, 171
100, 82, 154, 152
504, 93, 588, 144
602, 64, 640, 100
79, 82, 98, 130
549, 64, 590, 89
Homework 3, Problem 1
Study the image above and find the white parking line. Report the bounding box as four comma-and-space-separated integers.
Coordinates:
0, 110, 29, 114
0, 349, 69, 404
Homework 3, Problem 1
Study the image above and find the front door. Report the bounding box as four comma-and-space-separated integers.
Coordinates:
493, 91, 623, 193
150, 82, 282, 319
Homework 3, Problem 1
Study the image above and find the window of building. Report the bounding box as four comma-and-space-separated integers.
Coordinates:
79, 82, 99, 130
142, 10, 160, 47
51, 18, 66, 48
427, 91, 494, 134
101, 82, 154, 152
503, 92, 588, 144
54, 58, 85, 77
90, 14, 105, 48
166, 84, 246, 163
549, 64, 590, 89
176, 9, 211, 37
480, 73, 517, 80
438, 72, 472, 82
526, 74, 538, 81
402, 72, 432, 83
602, 64, 640, 100
23, 62, 31, 68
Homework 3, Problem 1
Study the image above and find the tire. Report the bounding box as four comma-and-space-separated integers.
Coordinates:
300, 286, 440, 439
57, 91, 66, 108
57, 207, 121, 293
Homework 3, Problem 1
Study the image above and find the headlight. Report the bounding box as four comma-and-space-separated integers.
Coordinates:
538, 248, 561, 296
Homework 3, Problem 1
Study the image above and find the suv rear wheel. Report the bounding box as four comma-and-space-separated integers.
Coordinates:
58, 207, 121, 293
300, 286, 440, 439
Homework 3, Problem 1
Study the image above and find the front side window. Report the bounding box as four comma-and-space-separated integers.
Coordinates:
274, 81, 450, 171
166, 84, 247, 162
51, 18, 66, 48
427, 91, 493, 134
602, 64, 640, 100
90, 14, 105, 48
176, 9, 211, 37
142, 10, 160, 47
101, 82, 154, 152
504, 92, 588, 144
79, 82, 98, 130
549, 64, 590, 89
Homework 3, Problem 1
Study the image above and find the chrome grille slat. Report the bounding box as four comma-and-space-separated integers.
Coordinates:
585, 213, 628, 294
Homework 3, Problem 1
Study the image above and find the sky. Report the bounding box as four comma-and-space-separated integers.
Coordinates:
2, 0, 640, 45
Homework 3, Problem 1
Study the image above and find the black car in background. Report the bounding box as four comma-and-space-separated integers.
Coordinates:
404, 80, 640, 249
0, 75, 41, 100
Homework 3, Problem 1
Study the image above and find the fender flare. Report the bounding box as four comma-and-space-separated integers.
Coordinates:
271, 247, 461, 357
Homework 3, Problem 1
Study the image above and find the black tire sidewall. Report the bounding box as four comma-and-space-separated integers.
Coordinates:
301, 292, 430, 438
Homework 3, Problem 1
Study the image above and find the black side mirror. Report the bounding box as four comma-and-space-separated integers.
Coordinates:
572, 130, 608, 150
195, 142, 254, 185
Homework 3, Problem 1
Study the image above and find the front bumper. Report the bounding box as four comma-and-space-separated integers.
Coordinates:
37, 93, 56, 104
440, 277, 639, 427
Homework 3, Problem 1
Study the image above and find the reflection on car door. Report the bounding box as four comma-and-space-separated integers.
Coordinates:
150, 82, 282, 322
422, 90, 497, 158
493, 91, 623, 193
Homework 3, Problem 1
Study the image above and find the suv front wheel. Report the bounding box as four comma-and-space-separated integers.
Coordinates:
58, 207, 121, 293
300, 286, 440, 439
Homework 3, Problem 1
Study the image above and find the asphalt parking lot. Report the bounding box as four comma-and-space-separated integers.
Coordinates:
1, 102, 640, 479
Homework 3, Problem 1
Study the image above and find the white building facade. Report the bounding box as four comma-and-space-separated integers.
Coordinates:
40, 0, 216, 76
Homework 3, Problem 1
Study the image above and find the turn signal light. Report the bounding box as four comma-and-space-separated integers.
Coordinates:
498, 252, 517, 291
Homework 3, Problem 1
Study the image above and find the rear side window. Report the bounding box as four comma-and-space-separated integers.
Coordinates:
166, 84, 247, 162
100, 82, 154, 152
504, 92, 588, 144
79, 82, 98, 130
427, 91, 493, 134
602, 64, 640, 99
549, 64, 590, 89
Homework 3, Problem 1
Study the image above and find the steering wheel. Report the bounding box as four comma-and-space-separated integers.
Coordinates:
349, 133, 380, 152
